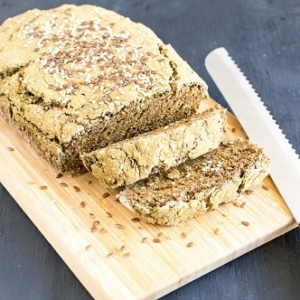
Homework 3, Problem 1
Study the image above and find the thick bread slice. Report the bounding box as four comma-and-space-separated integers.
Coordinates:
116, 138, 271, 226
82, 105, 227, 188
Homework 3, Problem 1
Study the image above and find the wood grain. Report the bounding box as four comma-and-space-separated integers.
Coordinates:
0, 98, 297, 300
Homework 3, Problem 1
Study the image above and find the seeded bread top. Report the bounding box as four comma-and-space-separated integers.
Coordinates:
0, 4, 208, 143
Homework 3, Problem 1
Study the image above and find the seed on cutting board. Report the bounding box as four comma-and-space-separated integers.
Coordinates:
240, 201, 247, 208
89, 213, 95, 219
86, 180, 92, 185
245, 189, 253, 195
186, 242, 195, 247
55, 173, 63, 178
120, 245, 125, 252
73, 185, 80, 192
262, 184, 270, 191
92, 220, 100, 226
39, 185, 47, 190
231, 127, 236, 133
181, 232, 187, 239
106, 252, 115, 258
153, 238, 162, 243
80, 201, 86, 208
131, 217, 140, 222
91, 226, 97, 233
114, 224, 124, 229
59, 182, 68, 187
100, 228, 107, 234
102, 192, 110, 198
214, 228, 221, 235
85, 245, 91, 251
105, 212, 112, 218
241, 221, 250, 226
123, 252, 131, 258
7, 147, 14, 151
141, 237, 148, 243
157, 232, 163, 238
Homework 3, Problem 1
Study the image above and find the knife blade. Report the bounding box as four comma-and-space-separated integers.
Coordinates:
205, 47, 300, 226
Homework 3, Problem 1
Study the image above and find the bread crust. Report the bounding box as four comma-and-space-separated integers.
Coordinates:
117, 138, 271, 226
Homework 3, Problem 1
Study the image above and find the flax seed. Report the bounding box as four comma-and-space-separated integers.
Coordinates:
55, 173, 63, 178
214, 228, 220, 235
99, 228, 107, 234
157, 232, 163, 238
123, 252, 131, 258
114, 224, 124, 229
7, 147, 14, 151
102, 192, 110, 198
73, 186, 80, 192
131, 217, 140, 222
181, 232, 187, 239
85, 245, 91, 251
186, 242, 194, 247
89, 213, 95, 219
262, 184, 269, 191
240, 201, 247, 208
39, 185, 47, 190
92, 220, 100, 226
153, 238, 161, 243
80, 201, 86, 208
59, 182, 68, 187
91, 226, 97, 233
241, 221, 250, 226
245, 189, 253, 195
141, 237, 148, 243
105, 212, 112, 218
107, 252, 115, 258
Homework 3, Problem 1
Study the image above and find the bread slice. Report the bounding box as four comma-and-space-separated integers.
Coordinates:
116, 138, 271, 226
0, 4, 208, 174
82, 105, 227, 188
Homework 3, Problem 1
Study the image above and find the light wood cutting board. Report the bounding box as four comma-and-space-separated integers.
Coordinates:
0, 98, 297, 299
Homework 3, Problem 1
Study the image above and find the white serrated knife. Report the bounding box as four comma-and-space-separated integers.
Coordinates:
205, 47, 300, 226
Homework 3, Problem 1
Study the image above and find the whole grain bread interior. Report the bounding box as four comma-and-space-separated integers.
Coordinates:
0, 4, 208, 174
82, 105, 227, 188
117, 138, 271, 226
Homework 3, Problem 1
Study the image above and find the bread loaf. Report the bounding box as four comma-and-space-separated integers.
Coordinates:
0, 4, 208, 174
82, 105, 226, 188
117, 138, 271, 226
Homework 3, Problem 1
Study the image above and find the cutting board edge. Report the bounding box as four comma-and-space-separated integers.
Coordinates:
0, 96, 297, 300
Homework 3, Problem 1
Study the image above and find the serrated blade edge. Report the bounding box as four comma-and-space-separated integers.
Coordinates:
205, 47, 300, 225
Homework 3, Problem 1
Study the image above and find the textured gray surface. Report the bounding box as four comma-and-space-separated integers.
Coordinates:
0, 0, 300, 299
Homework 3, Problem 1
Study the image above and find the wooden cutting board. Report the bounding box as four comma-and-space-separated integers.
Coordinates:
0, 98, 297, 299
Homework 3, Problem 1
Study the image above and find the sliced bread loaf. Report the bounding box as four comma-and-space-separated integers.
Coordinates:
0, 4, 208, 174
82, 105, 227, 188
116, 138, 271, 226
